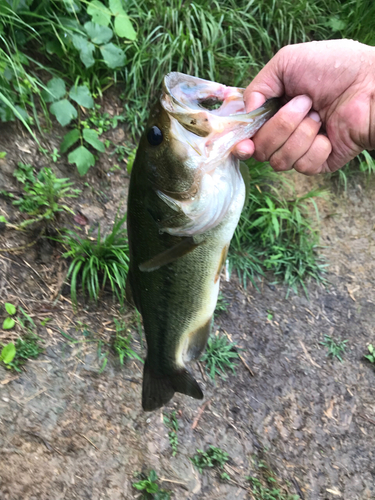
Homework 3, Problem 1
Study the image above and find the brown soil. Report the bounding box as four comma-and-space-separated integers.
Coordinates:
0, 114, 374, 500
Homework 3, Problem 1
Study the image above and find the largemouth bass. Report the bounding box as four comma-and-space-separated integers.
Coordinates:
127, 73, 279, 411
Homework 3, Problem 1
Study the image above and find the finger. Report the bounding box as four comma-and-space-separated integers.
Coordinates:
293, 134, 332, 175
232, 139, 254, 160
252, 95, 313, 162
268, 111, 322, 172
244, 91, 267, 113
243, 49, 286, 112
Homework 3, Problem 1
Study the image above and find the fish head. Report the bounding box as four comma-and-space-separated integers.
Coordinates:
136, 72, 279, 236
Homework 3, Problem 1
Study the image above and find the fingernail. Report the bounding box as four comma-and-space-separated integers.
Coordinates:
308, 110, 321, 122
290, 95, 312, 113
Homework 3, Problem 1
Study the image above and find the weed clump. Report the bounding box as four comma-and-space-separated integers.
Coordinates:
320, 335, 348, 362
60, 213, 129, 305
229, 159, 328, 295
201, 332, 240, 380
163, 411, 179, 456
191, 446, 229, 474
133, 470, 171, 499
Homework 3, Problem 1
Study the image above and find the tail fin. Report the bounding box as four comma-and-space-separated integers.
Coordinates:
142, 359, 203, 411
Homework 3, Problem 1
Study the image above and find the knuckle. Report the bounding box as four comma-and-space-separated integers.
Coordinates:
270, 153, 287, 171
276, 116, 294, 136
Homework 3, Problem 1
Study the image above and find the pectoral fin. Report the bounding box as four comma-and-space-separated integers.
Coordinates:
139, 237, 201, 272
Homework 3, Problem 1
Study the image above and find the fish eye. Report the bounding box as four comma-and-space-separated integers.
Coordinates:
147, 126, 163, 146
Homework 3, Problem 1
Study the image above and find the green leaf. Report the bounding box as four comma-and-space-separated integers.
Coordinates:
0, 342, 16, 363
5, 303, 16, 315
50, 99, 77, 127
114, 14, 136, 40
100, 43, 125, 68
109, 0, 137, 40
2, 317, 15, 330
62, 0, 81, 13
87, 0, 112, 27
72, 34, 96, 68
84, 21, 113, 44
60, 129, 81, 153
326, 16, 346, 32
83, 128, 105, 152
0, 216, 6, 223
0, 151, 6, 158
69, 86, 94, 109
68, 146, 95, 175
42, 77, 66, 103
45, 40, 65, 58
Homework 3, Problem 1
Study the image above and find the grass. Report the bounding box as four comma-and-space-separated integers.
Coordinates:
364, 344, 375, 365
201, 332, 240, 380
1, 0, 374, 292
0, 305, 44, 371
191, 446, 230, 474
6, 334, 44, 372
112, 318, 143, 364
247, 458, 299, 500
163, 410, 179, 456
2, 163, 80, 228
214, 293, 229, 316
247, 476, 299, 500
133, 470, 171, 500
59, 213, 129, 305
330, 151, 375, 192
320, 335, 348, 362
229, 159, 328, 295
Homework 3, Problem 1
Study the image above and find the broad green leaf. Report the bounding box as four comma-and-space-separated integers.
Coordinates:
84, 21, 113, 44
0, 342, 16, 363
5, 303, 16, 315
69, 86, 94, 109
60, 128, 81, 153
326, 17, 346, 32
114, 14, 136, 40
42, 77, 66, 103
50, 99, 77, 127
45, 40, 65, 58
87, 0, 111, 27
100, 43, 125, 69
68, 146, 95, 175
109, 0, 136, 40
0, 215, 7, 223
83, 128, 105, 152
108, 0, 122, 13
2, 317, 15, 330
72, 34, 95, 68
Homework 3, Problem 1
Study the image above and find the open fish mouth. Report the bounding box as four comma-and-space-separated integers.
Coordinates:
161, 72, 279, 148
162, 72, 246, 116
155, 72, 280, 237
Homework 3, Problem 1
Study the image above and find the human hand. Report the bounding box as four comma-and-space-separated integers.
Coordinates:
234, 39, 375, 175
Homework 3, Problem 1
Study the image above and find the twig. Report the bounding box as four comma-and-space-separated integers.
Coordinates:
358, 413, 375, 426
159, 478, 187, 486
290, 476, 305, 500
238, 354, 255, 376
299, 340, 321, 368
191, 399, 211, 430
0, 239, 38, 253
77, 432, 99, 450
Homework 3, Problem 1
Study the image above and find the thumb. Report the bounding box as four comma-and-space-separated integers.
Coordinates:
243, 50, 286, 112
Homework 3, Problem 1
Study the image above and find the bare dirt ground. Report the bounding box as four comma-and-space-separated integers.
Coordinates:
0, 113, 374, 500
